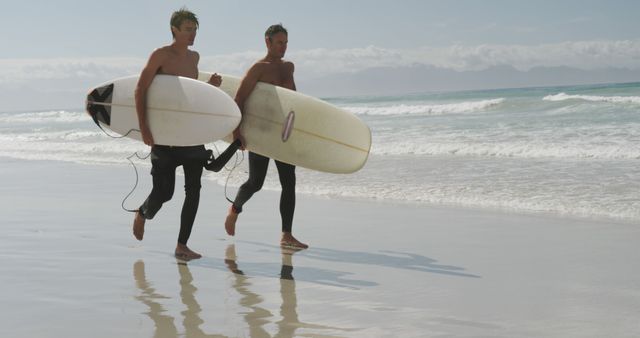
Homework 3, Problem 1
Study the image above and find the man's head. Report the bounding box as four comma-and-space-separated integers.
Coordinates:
170, 8, 199, 45
265, 24, 288, 58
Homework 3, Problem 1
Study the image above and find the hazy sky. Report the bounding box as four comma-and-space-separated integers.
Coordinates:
3, 0, 640, 57
1, 0, 640, 110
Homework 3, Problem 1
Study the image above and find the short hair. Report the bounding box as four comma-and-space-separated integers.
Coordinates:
170, 7, 199, 37
265, 24, 288, 41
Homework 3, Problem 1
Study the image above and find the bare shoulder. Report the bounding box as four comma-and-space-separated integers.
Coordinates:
153, 46, 173, 55
149, 46, 172, 61
247, 61, 267, 77
252, 60, 269, 70
189, 50, 200, 62
284, 60, 295, 70
141, 47, 171, 72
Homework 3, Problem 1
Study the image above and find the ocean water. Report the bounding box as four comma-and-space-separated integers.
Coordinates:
1, 82, 639, 222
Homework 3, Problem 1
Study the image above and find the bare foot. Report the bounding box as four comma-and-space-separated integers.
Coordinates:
280, 232, 309, 249
225, 206, 238, 236
175, 243, 202, 261
133, 211, 145, 241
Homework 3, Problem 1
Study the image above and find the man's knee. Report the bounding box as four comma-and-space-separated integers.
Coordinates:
154, 181, 175, 202
252, 180, 264, 193
243, 177, 264, 193
160, 190, 174, 202
149, 183, 174, 203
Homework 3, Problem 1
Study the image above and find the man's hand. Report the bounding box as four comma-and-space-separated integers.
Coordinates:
233, 128, 246, 150
208, 73, 222, 87
140, 125, 155, 146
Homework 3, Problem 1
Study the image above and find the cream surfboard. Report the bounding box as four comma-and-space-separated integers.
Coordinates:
198, 72, 371, 173
86, 75, 241, 146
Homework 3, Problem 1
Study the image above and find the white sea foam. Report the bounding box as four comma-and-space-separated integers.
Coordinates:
296, 181, 640, 222
369, 122, 640, 159
343, 98, 505, 116
543, 93, 640, 104
289, 156, 640, 223
0, 131, 234, 166
0, 131, 142, 165
0, 110, 88, 123
0, 130, 110, 142
371, 140, 640, 159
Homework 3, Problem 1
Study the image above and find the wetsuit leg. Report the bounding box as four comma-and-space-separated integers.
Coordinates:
177, 157, 203, 245
139, 146, 177, 219
232, 152, 269, 212
275, 160, 296, 233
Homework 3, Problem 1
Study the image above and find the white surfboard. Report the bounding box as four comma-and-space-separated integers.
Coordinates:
198, 72, 371, 173
86, 75, 241, 146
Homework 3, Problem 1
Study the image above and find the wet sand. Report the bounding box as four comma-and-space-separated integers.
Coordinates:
1, 158, 639, 337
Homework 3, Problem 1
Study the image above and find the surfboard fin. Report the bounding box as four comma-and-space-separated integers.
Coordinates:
86, 83, 114, 126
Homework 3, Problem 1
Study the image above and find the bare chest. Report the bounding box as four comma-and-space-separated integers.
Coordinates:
259, 64, 294, 89
159, 56, 198, 79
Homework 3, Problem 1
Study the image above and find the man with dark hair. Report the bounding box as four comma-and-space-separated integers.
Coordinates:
224, 24, 309, 249
170, 7, 199, 37
132, 8, 230, 260
264, 23, 288, 39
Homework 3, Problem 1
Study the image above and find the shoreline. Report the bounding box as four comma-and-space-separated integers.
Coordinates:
3, 155, 636, 227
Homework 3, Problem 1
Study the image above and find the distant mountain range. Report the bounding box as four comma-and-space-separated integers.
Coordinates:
298, 64, 640, 97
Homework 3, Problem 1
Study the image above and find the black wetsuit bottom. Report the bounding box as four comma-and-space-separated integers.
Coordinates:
138, 145, 206, 245
138, 140, 241, 245
232, 152, 296, 233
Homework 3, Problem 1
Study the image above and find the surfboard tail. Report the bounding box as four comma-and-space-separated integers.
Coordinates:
86, 83, 114, 126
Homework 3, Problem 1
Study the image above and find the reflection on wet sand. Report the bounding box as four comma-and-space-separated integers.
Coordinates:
133, 260, 227, 338
223, 245, 272, 337
134, 260, 179, 337
276, 249, 298, 338
224, 244, 353, 337
134, 247, 354, 338
177, 262, 226, 338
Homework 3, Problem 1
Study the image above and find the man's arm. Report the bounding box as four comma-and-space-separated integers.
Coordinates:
235, 63, 262, 114
288, 62, 296, 92
135, 49, 165, 146
232, 63, 263, 148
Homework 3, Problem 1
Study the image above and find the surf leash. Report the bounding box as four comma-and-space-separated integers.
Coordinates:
223, 150, 245, 204
94, 125, 150, 213
121, 151, 151, 213
208, 144, 245, 204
